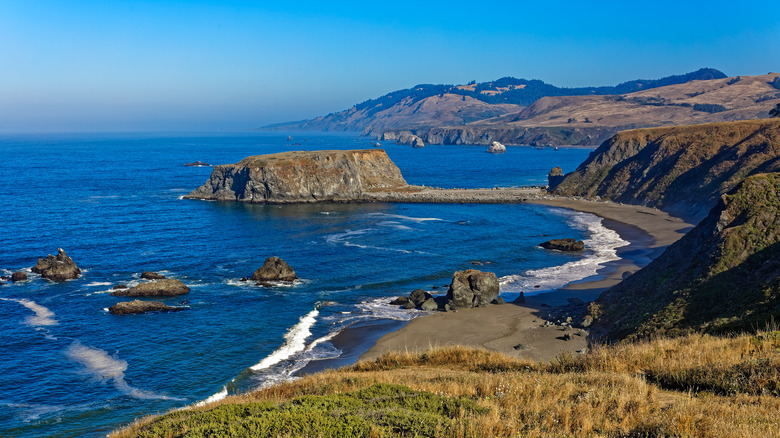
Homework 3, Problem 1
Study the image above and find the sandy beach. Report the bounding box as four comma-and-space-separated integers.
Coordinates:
358, 198, 695, 363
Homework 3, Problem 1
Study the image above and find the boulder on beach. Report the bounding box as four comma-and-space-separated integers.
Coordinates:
31, 248, 81, 281
487, 141, 506, 153
141, 271, 166, 280
109, 300, 185, 315
11, 271, 27, 282
389, 296, 409, 306
539, 238, 585, 252
446, 269, 500, 311
111, 279, 190, 297
420, 298, 438, 311
252, 257, 297, 282
409, 289, 432, 307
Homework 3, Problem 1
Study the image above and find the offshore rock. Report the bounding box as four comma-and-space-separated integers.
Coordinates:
11, 271, 28, 282
252, 257, 297, 282
111, 279, 190, 297
540, 238, 585, 252
487, 141, 506, 153
184, 149, 409, 203
141, 271, 166, 280
446, 269, 500, 310
109, 300, 185, 315
31, 248, 81, 281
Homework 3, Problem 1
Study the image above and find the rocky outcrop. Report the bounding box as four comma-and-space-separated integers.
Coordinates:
252, 257, 297, 282
552, 119, 780, 221
11, 271, 27, 282
446, 269, 500, 310
31, 248, 81, 281
548, 167, 565, 189
540, 238, 585, 252
184, 150, 410, 203
409, 289, 432, 307
398, 132, 425, 147
111, 279, 190, 297
141, 271, 166, 280
487, 141, 506, 153
185, 161, 210, 167
588, 173, 780, 342
109, 300, 185, 315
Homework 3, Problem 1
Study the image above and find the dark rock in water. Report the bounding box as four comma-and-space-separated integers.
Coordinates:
540, 238, 585, 252
420, 298, 438, 311
252, 256, 297, 282
109, 300, 185, 315
111, 279, 189, 297
402, 301, 416, 310
11, 271, 27, 282
513, 292, 526, 304
239, 277, 250, 282
409, 289, 432, 307
185, 161, 211, 167
389, 296, 409, 305
491, 296, 505, 305
31, 248, 81, 281
431, 286, 439, 290
548, 166, 565, 189
113, 284, 128, 290
141, 271, 166, 280
446, 269, 500, 310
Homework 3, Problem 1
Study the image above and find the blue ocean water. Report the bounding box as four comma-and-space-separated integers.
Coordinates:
0, 132, 608, 437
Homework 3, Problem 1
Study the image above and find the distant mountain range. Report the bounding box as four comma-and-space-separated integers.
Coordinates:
267, 69, 780, 146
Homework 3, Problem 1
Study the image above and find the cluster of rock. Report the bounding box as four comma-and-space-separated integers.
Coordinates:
31, 248, 81, 281
539, 238, 585, 252
109, 271, 190, 315
389, 269, 503, 312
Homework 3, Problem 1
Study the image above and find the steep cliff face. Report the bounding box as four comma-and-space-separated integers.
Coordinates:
552, 119, 780, 220
589, 173, 780, 342
185, 150, 410, 203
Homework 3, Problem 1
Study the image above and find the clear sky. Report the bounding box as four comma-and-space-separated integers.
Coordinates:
1, 0, 778, 132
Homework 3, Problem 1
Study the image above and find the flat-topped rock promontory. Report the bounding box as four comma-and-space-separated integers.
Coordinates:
185, 149, 544, 204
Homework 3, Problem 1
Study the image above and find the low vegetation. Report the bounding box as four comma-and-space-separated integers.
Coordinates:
112, 331, 780, 437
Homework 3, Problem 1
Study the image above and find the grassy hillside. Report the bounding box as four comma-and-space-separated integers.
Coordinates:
552, 119, 780, 220
112, 332, 780, 437
588, 173, 780, 342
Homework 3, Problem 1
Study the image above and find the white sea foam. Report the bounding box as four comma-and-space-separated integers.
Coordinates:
326, 229, 415, 254
377, 220, 414, 230
250, 309, 319, 371
196, 385, 229, 407
500, 210, 628, 294
365, 213, 443, 223
65, 341, 178, 400
355, 297, 421, 321
1, 298, 58, 326
85, 282, 112, 287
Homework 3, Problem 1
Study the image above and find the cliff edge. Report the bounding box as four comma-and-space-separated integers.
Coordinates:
184, 149, 411, 203
551, 119, 780, 220
588, 173, 780, 342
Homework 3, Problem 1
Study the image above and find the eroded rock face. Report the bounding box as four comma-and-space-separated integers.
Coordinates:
109, 300, 184, 315
184, 149, 409, 203
487, 141, 506, 153
540, 238, 585, 252
31, 248, 81, 281
111, 279, 190, 297
252, 257, 297, 282
446, 269, 500, 310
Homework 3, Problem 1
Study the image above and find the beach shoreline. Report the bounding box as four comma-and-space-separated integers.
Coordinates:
298, 198, 694, 373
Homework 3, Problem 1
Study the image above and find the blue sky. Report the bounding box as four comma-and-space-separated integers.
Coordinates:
1, 1, 778, 132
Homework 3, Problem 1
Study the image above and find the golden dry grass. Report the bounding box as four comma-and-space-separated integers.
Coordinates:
112, 332, 780, 438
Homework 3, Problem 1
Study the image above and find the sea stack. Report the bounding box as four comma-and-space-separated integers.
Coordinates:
487, 141, 506, 153
446, 269, 500, 311
184, 149, 409, 203
31, 248, 81, 281
252, 256, 297, 282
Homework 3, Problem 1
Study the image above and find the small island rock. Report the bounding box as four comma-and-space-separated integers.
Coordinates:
109, 300, 184, 315
487, 141, 506, 153
111, 279, 190, 297
31, 248, 81, 281
540, 238, 585, 252
252, 257, 297, 282
185, 161, 210, 167
11, 271, 28, 282
141, 271, 166, 280
446, 269, 500, 311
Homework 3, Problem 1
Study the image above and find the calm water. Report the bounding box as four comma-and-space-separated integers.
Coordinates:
0, 132, 610, 437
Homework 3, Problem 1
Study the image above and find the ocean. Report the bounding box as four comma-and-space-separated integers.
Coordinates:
0, 132, 620, 437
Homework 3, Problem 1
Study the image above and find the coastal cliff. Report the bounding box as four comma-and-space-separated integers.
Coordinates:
184, 149, 410, 203
588, 173, 780, 342
551, 119, 780, 220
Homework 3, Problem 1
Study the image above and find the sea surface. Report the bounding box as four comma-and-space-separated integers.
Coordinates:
0, 132, 620, 437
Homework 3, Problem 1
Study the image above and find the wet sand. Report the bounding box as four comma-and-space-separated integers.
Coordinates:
357, 199, 695, 363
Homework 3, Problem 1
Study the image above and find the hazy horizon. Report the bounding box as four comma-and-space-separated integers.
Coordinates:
2, 1, 778, 133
